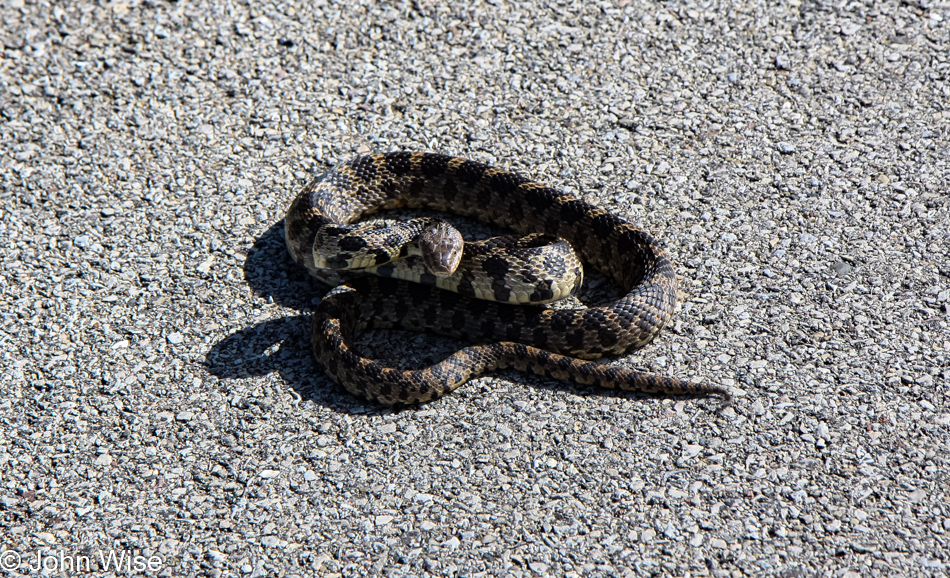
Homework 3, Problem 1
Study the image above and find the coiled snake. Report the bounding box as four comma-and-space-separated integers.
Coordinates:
285, 152, 728, 404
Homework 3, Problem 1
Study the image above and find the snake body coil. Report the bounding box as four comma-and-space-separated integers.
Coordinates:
285, 152, 727, 404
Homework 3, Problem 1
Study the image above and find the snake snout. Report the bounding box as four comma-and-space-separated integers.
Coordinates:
419, 222, 464, 277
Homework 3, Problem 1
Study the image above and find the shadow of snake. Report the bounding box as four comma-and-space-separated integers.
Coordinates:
204, 221, 472, 412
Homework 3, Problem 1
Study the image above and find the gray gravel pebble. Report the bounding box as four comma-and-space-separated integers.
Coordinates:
776, 142, 797, 154
1, 0, 948, 577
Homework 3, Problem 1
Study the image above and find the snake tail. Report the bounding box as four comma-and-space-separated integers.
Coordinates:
312, 281, 728, 404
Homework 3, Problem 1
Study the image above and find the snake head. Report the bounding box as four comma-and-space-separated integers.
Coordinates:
418, 221, 464, 277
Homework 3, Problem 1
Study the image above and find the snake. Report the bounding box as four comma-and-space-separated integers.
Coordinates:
284, 151, 729, 404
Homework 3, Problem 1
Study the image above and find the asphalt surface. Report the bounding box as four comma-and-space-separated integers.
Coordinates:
1, 0, 948, 576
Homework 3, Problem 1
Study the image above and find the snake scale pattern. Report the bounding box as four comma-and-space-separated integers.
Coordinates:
284, 152, 728, 404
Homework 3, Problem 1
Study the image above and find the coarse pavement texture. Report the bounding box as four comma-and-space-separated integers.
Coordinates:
1, 0, 949, 576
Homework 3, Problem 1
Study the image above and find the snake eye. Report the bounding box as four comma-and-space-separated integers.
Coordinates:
419, 222, 464, 277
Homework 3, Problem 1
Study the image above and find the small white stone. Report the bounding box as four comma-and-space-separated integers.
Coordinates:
443, 536, 460, 548
776, 141, 796, 154
261, 536, 280, 548
36, 532, 56, 544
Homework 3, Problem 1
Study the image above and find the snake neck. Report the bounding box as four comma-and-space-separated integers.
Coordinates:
286, 152, 675, 296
